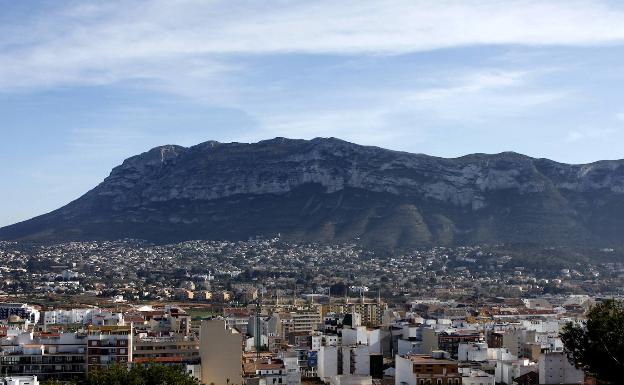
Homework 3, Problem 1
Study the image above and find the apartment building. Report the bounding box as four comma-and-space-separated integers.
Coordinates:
43, 309, 92, 325
395, 352, 462, 385
460, 369, 495, 385
0, 332, 87, 382
317, 344, 375, 382
437, 331, 481, 359
0, 305, 39, 324
133, 334, 199, 362
86, 325, 132, 372
290, 311, 322, 334
349, 302, 386, 326
0, 376, 40, 385
538, 351, 584, 384
200, 319, 243, 385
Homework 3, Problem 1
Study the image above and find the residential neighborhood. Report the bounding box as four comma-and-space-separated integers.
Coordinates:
0, 239, 615, 383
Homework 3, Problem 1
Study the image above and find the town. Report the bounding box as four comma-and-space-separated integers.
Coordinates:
3, 0, 624, 383
0, 238, 617, 384
1, 239, 622, 304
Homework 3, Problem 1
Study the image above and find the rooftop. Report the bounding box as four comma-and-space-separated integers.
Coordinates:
404, 354, 457, 366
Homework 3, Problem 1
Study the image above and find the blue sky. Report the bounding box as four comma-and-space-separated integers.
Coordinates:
2, 0, 624, 226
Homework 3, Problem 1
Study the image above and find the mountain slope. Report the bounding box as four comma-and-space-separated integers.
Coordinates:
2, 137, 624, 249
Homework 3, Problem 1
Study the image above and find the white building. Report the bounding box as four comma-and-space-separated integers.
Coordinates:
520, 320, 559, 334
0, 304, 39, 324
330, 375, 372, 385
460, 369, 495, 385
324, 334, 340, 347
539, 352, 584, 384
89, 310, 125, 326
0, 376, 39, 385
319, 345, 370, 382
43, 308, 93, 325
281, 352, 302, 385
253, 359, 288, 385
397, 339, 422, 355
487, 347, 514, 361
401, 325, 423, 340
495, 358, 537, 385
341, 327, 367, 346
457, 342, 488, 362
311, 334, 322, 350
0, 331, 87, 380
341, 327, 381, 354
44, 308, 124, 327
341, 346, 370, 376
318, 346, 338, 382
86, 325, 132, 372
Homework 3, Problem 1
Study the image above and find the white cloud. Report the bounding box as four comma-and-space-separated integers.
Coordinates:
407, 70, 529, 102
3, 0, 624, 226
249, 68, 566, 149
566, 127, 618, 142
566, 131, 585, 142
391, 69, 567, 123
1, 0, 624, 91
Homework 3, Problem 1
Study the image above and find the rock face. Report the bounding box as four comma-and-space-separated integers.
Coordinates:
2, 137, 624, 249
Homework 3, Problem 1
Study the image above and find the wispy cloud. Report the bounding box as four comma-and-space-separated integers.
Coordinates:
2, 0, 624, 226
1, 0, 624, 92
566, 127, 619, 142
403, 69, 568, 122
250, 67, 567, 150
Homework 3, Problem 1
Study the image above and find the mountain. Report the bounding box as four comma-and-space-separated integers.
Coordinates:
2, 137, 624, 249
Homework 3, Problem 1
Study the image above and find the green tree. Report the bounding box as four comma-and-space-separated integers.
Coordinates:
85, 363, 201, 385
561, 299, 624, 384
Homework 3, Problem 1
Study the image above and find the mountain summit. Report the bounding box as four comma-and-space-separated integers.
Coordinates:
2, 137, 624, 249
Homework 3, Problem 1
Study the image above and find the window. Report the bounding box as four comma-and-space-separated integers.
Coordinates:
436, 380, 441, 385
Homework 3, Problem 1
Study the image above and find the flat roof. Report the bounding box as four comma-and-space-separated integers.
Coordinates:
405, 355, 457, 365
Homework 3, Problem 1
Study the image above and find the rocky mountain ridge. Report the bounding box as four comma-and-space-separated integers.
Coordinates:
2, 137, 623, 249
